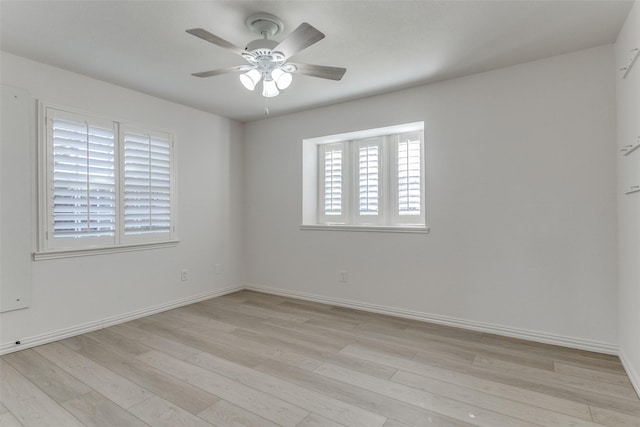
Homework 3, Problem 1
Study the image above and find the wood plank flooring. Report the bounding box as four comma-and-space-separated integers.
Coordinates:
1, 290, 639, 426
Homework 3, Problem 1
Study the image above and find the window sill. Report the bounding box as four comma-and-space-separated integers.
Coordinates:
33, 240, 179, 261
299, 225, 430, 234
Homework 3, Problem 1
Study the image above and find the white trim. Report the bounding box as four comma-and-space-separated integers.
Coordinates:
0, 284, 243, 355
33, 240, 179, 260
619, 349, 640, 399
244, 284, 618, 355
300, 224, 430, 234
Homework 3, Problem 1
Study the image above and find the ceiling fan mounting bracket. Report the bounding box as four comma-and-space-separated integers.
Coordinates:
245, 13, 284, 38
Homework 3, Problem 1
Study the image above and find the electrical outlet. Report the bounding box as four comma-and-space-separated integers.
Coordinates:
181, 269, 188, 281
339, 270, 348, 283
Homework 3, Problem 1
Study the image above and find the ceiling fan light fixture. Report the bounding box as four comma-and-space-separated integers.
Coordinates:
262, 78, 280, 97
239, 68, 261, 91
272, 68, 293, 90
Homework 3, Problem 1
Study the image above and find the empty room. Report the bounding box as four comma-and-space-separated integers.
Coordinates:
1, 0, 639, 425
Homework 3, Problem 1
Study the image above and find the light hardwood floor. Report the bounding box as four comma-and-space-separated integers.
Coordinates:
1, 290, 639, 426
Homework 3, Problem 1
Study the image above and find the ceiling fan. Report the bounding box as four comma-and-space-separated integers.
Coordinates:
186, 13, 346, 98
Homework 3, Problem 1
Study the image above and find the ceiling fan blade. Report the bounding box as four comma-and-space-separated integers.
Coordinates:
272, 23, 325, 59
290, 63, 346, 81
191, 65, 249, 78
186, 28, 246, 56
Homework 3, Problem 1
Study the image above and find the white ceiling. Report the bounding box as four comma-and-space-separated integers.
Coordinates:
0, 1, 633, 122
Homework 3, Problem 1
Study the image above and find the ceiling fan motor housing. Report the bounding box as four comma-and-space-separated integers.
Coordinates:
245, 38, 278, 55
243, 38, 285, 72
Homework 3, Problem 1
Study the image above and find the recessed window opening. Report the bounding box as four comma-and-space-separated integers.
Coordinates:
302, 122, 426, 231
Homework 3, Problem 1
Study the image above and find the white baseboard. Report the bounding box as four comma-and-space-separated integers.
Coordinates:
244, 283, 618, 355
619, 349, 640, 399
0, 284, 243, 355
1, 282, 619, 357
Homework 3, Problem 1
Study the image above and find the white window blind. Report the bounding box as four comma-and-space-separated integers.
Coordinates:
50, 115, 116, 242
314, 124, 424, 228
357, 139, 380, 219
40, 104, 176, 253
322, 144, 344, 217
122, 129, 172, 237
397, 132, 422, 216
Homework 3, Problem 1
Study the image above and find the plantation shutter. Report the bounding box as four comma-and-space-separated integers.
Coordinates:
122, 128, 172, 239
319, 143, 345, 222
357, 138, 381, 220
313, 123, 425, 228
49, 113, 116, 245
323, 145, 343, 216
397, 132, 422, 216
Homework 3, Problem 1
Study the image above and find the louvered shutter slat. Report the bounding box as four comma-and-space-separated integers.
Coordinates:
325, 149, 342, 215
50, 117, 116, 240
398, 135, 421, 216
323, 147, 342, 216
358, 142, 379, 216
123, 130, 172, 235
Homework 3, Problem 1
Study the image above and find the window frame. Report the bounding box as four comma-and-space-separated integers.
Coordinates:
43, 108, 119, 249
303, 122, 428, 233
389, 131, 425, 226
119, 124, 174, 245
36, 102, 177, 258
355, 137, 384, 226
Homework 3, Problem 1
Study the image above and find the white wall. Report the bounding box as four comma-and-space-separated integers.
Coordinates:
244, 45, 619, 352
0, 52, 245, 353
0, 43, 622, 357
616, 0, 640, 395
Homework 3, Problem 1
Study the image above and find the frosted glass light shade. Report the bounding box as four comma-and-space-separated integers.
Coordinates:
271, 68, 293, 90
262, 79, 280, 97
239, 69, 261, 91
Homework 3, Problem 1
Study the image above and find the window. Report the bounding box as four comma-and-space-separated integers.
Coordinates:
357, 138, 381, 221
38, 104, 176, 254
303, 122, 426, 231
318, 143, 345, 223
121, 127, 173, 241
48, 113, 117, 245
